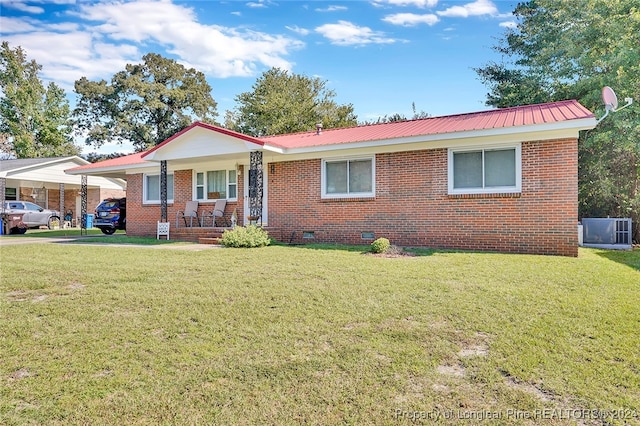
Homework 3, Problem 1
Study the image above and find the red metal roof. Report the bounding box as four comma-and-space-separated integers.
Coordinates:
260, 100, 595, 149
67, 100, 594, 173
66, 151, 148, 173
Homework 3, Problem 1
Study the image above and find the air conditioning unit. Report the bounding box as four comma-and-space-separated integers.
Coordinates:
581, 218, 632, 249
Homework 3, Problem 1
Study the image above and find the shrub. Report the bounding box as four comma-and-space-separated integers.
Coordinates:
221, 225, 271, 248
370, 237, 391, 254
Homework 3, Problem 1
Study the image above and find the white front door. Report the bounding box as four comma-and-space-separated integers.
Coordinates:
243, 164, 268, 226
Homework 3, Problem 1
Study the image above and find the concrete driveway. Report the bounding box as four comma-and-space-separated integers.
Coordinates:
0, 236, 66, 246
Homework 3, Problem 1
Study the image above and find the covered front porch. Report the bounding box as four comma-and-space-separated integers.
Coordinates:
141, 123, 274, 234
64, 122, 289, 241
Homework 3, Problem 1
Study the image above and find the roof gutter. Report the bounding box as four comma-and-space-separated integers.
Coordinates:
273, 117, 598, 155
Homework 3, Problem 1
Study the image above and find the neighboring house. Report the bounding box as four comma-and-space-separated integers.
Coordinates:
67, 100, 596, 256
0, 156, 126, 223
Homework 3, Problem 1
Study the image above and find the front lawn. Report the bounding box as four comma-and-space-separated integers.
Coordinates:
1, 244, 638, 425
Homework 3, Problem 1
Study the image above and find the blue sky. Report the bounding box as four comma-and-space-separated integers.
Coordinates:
1, 0, 518, 153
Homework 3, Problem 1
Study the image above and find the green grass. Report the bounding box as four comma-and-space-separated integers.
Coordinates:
1, 244, 638, 425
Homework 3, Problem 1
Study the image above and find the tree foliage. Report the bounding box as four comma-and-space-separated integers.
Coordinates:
475, 0, 640, 241
74, 53, 218, 152
0, 41, 78, 158
82, 151, 129, 164
360, 102, 430, 125
225, 68, 357, 136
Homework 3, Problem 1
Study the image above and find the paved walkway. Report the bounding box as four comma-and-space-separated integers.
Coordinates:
0, 236, 220, 250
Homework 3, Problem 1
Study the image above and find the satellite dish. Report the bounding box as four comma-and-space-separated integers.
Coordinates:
602, 86, 618, 111
597, 86, 633, 124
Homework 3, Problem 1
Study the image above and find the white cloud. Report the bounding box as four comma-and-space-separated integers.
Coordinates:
33, 0, 76, 4
315, 20, 397, 46
1, 0, 305, 93
0, 1, 44, 14
47, 22, 80, 31
0, 16, 39, 32
373, 0, 438, 8
499, 21, 517, 29
383, 13, 439, 27
3, 30, 138, 92
437, 0, 498, 17
246, 0, 268, 8
75, 0, 303, 76
286, 25, 311, 36
315, 5, 348, 12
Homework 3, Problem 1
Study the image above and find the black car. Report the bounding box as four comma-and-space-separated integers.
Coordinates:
94, 198, 126, 235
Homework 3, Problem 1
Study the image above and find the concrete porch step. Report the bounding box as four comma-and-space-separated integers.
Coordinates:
169, 226, 282, 244
171, 227, 225, 243
198, 237, 222, 245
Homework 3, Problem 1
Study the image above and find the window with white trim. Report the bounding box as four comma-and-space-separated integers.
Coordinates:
144, 173, 174, 203
322, 157, 375, 198
195, 170, 237, 201
448, 145, 521, 194
5, 187, 17, 201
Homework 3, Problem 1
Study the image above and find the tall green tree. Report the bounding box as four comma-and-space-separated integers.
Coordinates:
0, 42, 78, 158
74, 53, 218, 152
225, 68, 357, 137
475, 0, 640, 241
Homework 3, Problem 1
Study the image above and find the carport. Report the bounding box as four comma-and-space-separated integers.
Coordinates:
0, 156, 126, 233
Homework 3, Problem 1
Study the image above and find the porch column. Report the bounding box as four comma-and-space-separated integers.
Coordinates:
160, 160, 167, 222
248, 151, 263, 224
0, 177, 5, 210
0, 177, 4, 234
59, 183, 65, 219
80, 175, 87, 235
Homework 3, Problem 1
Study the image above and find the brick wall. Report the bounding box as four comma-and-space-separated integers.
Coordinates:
123, 140, 578, 256
46, 188, 125, 213
268, 138, 579, 256
126, 169, 241, 237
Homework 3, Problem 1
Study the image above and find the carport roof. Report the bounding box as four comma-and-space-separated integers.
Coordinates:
1, 156, 88, 175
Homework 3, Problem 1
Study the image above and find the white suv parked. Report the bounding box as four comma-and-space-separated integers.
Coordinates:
3, 201, 61, 229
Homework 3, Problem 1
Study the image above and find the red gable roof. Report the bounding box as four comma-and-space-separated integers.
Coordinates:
261, 100, 595, 149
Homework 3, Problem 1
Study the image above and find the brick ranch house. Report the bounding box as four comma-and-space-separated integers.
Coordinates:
67, 100, 596, 256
